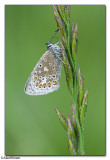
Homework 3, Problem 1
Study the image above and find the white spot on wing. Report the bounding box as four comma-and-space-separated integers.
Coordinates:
44, 67, 49, 71
39, 70, 41, 73
41, 77, 47, 84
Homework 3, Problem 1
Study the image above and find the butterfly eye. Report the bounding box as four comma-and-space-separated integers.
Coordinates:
47, 44, 52, 48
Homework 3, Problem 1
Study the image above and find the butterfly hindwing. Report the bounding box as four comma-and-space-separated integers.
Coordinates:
24, 50, 62, 95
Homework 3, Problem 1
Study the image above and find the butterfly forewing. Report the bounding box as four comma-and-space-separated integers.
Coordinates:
24, 50, 62, 95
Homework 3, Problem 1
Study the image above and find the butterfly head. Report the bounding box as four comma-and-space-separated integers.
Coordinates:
45, 42, 53, 49
45, 42, 61, 57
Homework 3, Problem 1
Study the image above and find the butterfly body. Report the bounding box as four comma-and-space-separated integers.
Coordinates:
24, 42, 62, 95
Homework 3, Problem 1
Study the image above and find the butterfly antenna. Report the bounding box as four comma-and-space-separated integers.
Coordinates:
48, 29, 60, 43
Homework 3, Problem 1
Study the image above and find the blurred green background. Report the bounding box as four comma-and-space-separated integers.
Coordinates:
5, 5, 105, 155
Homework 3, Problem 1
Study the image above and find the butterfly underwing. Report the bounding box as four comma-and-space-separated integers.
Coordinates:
24, 41, 62, 95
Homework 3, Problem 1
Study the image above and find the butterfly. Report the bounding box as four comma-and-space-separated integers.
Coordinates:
24, 29, 62, 95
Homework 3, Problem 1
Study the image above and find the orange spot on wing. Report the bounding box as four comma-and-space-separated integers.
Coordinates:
36, 82, 38, 86
55, 81, 58, 85
48, 83, 51, 87
34, 77, 37, 81
53, 81, 58, 85
43, 83, 47, 88
39, 84, 42, 88
34, 73, 36, 76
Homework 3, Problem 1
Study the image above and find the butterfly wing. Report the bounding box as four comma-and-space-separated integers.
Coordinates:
24, 50, 62, 95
